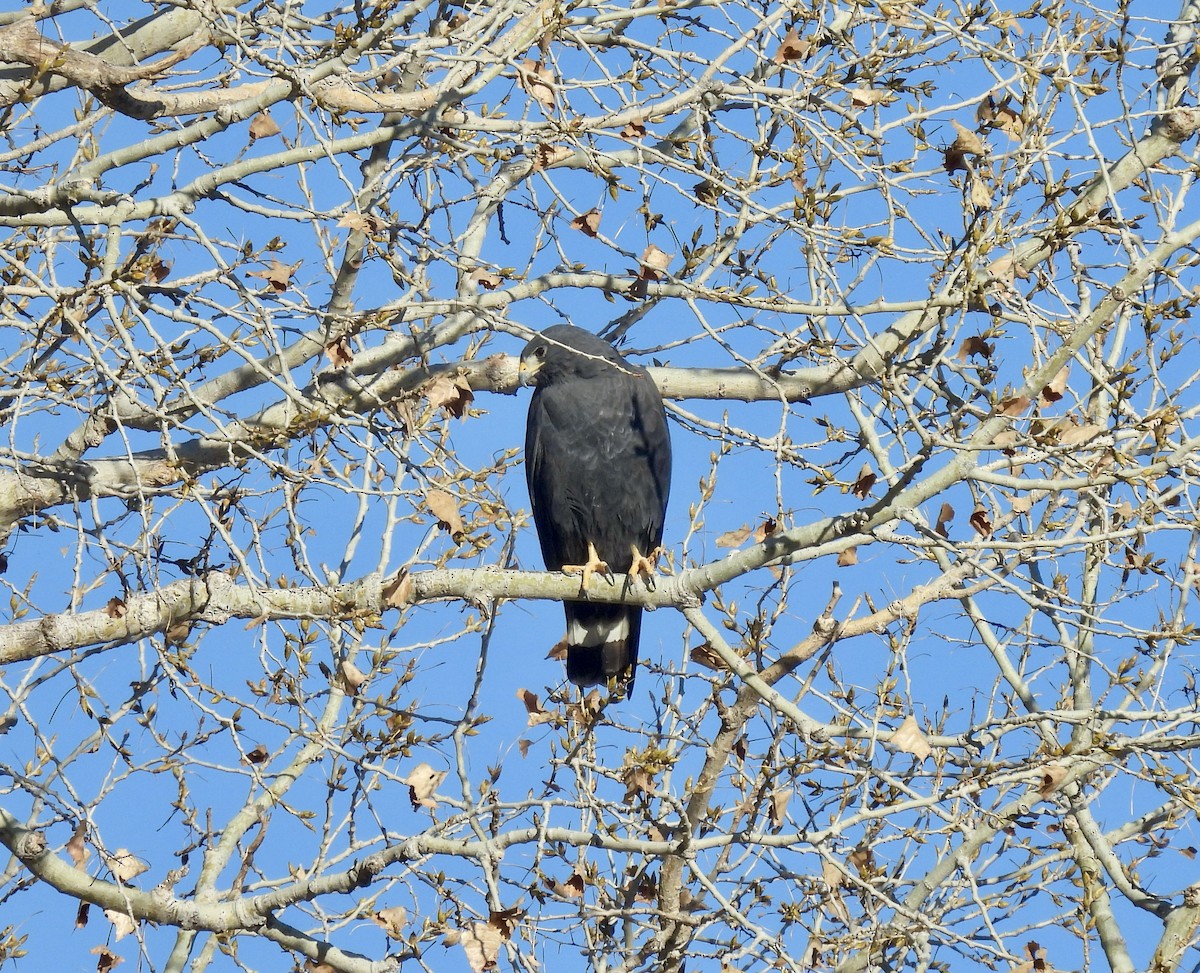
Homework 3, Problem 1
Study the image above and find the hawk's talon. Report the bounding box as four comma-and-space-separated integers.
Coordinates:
563, 540, 612, 592
628, 545, 660, 589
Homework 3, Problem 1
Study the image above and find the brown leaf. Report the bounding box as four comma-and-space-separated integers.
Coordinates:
638, 244, 672, 282
570, 209, 601, 237
969, 507, 993, 537
336, 660, 369, 696
715, 524, 752, 548
753, 517, 778, 542
383, 570, 413, 609
371, 905, 408, 938
957, 336, 994, 361
517, 59, 556, 110
461, 921, 503, 971
470, 268, 502, 290
517, 688, 556, 727
103, 849, 149, 883
850, 87, 894, 108
424, 374, 474, 418
1038, 763, 1068, 798
489, 905, 525, 938
404, 762, 447, 810
935, 502, 954, 536
850, 463, 876, 499
836, 547, 857, 567
243, 743, 270, 765
104, 909, 136, 941
325, 337, 353, 369
621, 118, 647, 139
248, 112, 280, 140
1057, 421, 1104, 446
67, 821, 89, 868
773, 25, 811, 64
1040, 366, 1069, 405
426, 490, 465, 540
689, 642, 724, 670
91, 945, 124, 972
337, 212, 385, 234
969, 174, 992, 210
768, 788, 792, 830
951, 119, 986, 156
999, 395, 1032, 417
551, 869, 586, 898
247, 259, 300, 293
890, 715, 932, 760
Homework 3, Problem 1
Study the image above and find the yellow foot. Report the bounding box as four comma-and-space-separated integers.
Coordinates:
628, 545, 661, 587
563, 540, 612, 592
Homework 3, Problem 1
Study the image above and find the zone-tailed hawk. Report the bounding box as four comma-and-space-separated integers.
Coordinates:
520, 325, 672, 694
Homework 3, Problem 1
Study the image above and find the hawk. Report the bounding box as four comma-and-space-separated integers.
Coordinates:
520, 325, 672, 693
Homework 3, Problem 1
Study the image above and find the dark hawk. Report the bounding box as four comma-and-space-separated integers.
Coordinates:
520, 325, 672, 693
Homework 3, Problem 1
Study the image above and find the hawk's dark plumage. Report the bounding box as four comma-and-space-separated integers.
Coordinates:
521, 325, 672, 693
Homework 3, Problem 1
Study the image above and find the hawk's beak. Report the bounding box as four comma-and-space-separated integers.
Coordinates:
518, 357, 542, 386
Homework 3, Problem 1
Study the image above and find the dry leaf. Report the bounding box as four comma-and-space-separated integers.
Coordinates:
890, 715, 932, 760
570, 209, 601, 237
371, 905, 408, 938
325, 337, 353, 369
951, 119, 986, 156
753, 517, 778, 542
1058, 422, 1103, 445
689, 642, 724, 670
621, 118, 647, 139
336, 660, 368, 695
103, 849, 149, 883
639, 244, 672, 279
836, 547, 857, 567
470, 268, 502, 290
769, 788, 793, 830
404, 762, 447, 810
383, 570, 413, 609
969, 507, 993, 537
104, 909, 136, 940
850, 87, 894, 107
969, 174, 992, 209
241, 743, 269, 765
715, 525, 752, 548
517, 59, 556, 110
67, 821, 89, 869
999, 395, 1032, 417
91, 945, 123, 972
517, 688, 556, 727
1038, 763, 1068, 798
426, 490, 465, 540
1041, 366, 1069, 405
935, 502, 954, 536
247, 259, 300, 293
424, 374, 474, 418
773, 25, 811, 64
461, 921, 503, 972
248, 112, 280, 140
337, 213, 385, 234
850, 463, 876, 499
489, 906, 525, 938
957, 336, 994, 361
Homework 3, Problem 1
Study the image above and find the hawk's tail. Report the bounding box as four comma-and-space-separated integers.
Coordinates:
564, 603, 643, 695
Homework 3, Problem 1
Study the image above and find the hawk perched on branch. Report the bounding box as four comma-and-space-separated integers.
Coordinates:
520, 325, 672, 694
